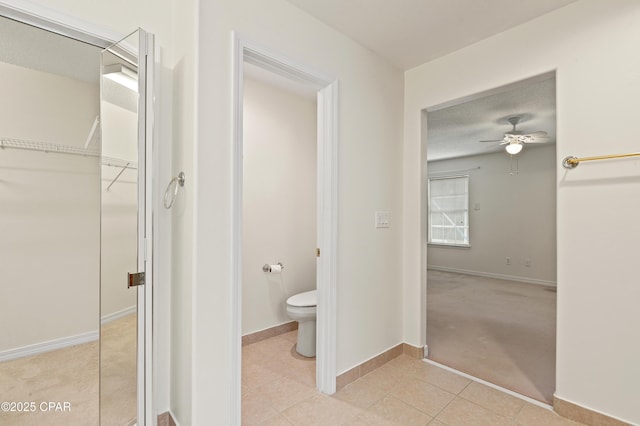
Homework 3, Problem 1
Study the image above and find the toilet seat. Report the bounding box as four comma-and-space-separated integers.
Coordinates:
286, 289, 316, 307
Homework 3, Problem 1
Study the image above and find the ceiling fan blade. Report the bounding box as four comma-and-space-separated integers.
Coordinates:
525, 135, 551, 144
525, 131, 548, 137
524, 139, 550, 144
479, 139, 503, 143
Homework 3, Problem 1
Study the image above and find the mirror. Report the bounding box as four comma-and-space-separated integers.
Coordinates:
0, 16, 102, 425
99, 30, 141, 426
0, 16, 151, 424
425, 73, 557, 403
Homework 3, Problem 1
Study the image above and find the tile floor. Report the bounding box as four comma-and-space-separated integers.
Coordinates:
242, 331, 585, 425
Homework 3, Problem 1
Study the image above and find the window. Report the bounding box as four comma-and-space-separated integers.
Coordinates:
428, 175, 469, 246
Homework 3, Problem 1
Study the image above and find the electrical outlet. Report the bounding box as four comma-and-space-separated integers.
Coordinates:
375, 211, 390, 228
506, 257, 511, 265
525, 259, 532, 267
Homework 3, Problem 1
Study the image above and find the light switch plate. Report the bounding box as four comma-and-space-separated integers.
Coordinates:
375, 211, 390, 228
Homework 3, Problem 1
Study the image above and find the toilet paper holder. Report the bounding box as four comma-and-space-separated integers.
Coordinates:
262, 262, 284, 273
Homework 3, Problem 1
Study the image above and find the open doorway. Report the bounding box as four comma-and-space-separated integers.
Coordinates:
231, 36, 339, 423
424, 73, 557, 404
240, 61, 320, 410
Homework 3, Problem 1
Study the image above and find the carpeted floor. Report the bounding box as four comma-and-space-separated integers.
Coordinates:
0, 339, 99, 426
101, 313, 137, 426
427, 269, 556, 404
0, 313, 136, 426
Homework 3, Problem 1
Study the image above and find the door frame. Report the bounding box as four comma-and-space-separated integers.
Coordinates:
421, 72, 558, 405
137, 28, 155, 426
231, 33, 339, 423
0, 3, 156, 425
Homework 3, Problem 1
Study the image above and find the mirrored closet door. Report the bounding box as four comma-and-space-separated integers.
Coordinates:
100, 27, 154, 426
0, 15, 103, 426
100, 30, 142, 426
0, 13, 154, 426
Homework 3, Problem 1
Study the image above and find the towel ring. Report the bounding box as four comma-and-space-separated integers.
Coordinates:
163, 171, 185, 209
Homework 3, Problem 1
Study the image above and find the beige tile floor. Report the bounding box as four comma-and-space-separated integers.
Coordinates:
242, 331, 585, 426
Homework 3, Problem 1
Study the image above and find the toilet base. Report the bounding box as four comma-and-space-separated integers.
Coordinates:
295, 319, 316, 357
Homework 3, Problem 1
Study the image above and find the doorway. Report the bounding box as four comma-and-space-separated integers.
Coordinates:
240, 60, 319, 420
424, 73, 557, 404
231, 35, 339, 423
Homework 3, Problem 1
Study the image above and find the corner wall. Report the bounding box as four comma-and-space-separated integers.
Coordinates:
403, 1, 640, 423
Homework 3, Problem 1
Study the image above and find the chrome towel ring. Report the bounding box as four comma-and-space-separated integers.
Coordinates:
163, 171, 185, 209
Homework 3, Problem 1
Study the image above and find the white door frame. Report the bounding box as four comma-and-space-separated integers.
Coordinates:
137, 28, 155, 426
0, 3, 156, 425
231, 33, 339, 422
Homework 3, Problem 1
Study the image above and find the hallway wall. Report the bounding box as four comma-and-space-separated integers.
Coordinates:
403, 0, 640, 423
195, 0, 404, 423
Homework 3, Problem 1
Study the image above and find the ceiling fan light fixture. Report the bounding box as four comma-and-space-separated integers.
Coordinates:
505, 141, 523, 155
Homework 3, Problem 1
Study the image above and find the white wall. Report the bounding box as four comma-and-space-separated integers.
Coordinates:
0, 62, 100, 352
427, 146, 556, 285
8, 2, 402, 424
100, 99, 138, 318
242, 77, 317, 335
167, 1, 196, 422
195, 0, 404, 423
403, 0, 640, 423
100, 172, 138, 317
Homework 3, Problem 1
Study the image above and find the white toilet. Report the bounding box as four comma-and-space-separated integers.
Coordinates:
286, 289, 317, 357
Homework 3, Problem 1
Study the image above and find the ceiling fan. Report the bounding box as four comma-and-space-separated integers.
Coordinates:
480, 116, 550, 154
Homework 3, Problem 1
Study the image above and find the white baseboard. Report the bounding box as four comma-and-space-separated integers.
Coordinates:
427, 265, 556, 287
101, 305, 136, 325
0, 330, 98, 362
0, 306, 136, 362
170, 410, 181, 426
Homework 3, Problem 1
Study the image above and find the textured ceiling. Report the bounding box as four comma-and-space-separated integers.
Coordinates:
0, 16, 137, 113
427, 74, 556, 161
0, 16, 100, 83
285, 0, 579, 70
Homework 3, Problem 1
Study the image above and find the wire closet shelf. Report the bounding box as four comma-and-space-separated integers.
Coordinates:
0, 136, 137, 169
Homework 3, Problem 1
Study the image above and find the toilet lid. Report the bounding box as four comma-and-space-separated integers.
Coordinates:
286, 290, 316, 307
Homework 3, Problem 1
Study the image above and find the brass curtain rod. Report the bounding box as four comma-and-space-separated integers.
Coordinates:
562, 152, 640, 169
